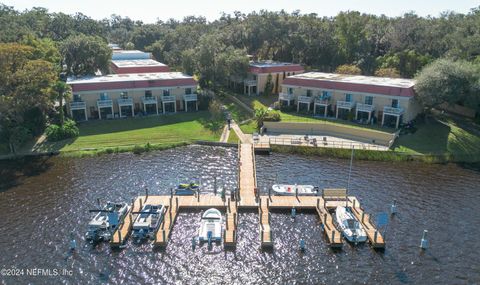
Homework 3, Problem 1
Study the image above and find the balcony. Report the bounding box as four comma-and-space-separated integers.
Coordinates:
117, 97, 133, 106
279, 93, 295, 101
383, 106, 404, 115
69, 101, 86, 110
244, 79, 257, 86
161, 95, 176, 102
297, 95, 314, 104
337, 100, 356, 109
142, 96, 157, 105
97, 99, 113, 108
314, 96, 330, 105
356, 103, 375, 112
183, 94, 198, 101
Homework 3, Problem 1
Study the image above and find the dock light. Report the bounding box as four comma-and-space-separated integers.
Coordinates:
391, 199, 397, 215
420, 230, 428, 250
299, 239, 305, 252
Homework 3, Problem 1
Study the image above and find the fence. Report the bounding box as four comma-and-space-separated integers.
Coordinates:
266, 136, 388, 151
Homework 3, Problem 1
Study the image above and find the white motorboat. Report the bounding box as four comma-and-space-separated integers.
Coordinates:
86, 202, 130, 242
335, 206, 367, 243
198, 208, 222, 244
271, 184, 320, 196
131, 204, 166, 241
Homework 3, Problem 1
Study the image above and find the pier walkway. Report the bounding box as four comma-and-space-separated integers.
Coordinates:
110, 141, 385, 250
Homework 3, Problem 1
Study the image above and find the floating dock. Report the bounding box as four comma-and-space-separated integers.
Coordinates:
109, 142, 385, 250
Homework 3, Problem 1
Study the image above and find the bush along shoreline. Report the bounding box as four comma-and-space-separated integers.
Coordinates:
270, 145, 480, 164
60, 142, 190, 158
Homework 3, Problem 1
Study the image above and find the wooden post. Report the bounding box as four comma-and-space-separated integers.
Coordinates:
226, 213, 229, 230
261, 230, 264, 242
170, 188, 173, 198
118, 230, 121, 242
162, 230, 166, 242
176, 197, 178, 210
131, 198, 135, 208
324, 213, 327, 224
317, 198, 319, 209
228, 198, 231, 212
129, 214, 132, 224
353, 199, 356, 209
197, 191, 200, 202
374, 230, 378, 243
145, 187, 149, 201
268, 187, 271, 199
331, 231, 335, 243
139, 198, 143, 210
361, 212, 365, 223
267, 198, 270, 209
234, 213, 237, 227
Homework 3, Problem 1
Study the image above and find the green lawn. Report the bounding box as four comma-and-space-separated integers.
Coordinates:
393, 116, 480, 159
33, 111, 221, 152
227, 129, 240, 143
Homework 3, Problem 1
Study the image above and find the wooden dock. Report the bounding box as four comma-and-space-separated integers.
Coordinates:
254, 141, 271, 153
109, 142, 385, 250
259, 197, 273, 247
238, 143, 257, 207
110, 197, 142, 247
224, 198, 238, 247
349, 197, 385, 248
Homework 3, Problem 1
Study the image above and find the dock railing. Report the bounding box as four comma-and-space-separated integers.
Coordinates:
268, 136, 386, 151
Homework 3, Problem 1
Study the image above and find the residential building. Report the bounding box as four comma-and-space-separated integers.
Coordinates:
110, 59, 170, 74
280, 72, 422, 128
230, 61, 304, 95
67, 72, 198, 121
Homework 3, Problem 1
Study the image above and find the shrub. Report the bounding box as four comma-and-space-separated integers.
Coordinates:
132, 145, 144, 154
264, 110, 281, 122
45, 119, 79, 141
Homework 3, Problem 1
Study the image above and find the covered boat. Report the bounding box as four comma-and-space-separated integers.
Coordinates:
175, 182, 199, 195
86, 202, 130, 242
335, 206, 367, 243
198, 208, 222, 243
131, 204, 166, 241
271, 184, 319, 196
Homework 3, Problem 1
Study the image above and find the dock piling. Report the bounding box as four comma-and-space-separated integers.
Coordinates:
291, 207, 296, 219
145, 187, 149, 201
139, 198, 143, 210
420, 230, 428, 250
391, 199, 397, 215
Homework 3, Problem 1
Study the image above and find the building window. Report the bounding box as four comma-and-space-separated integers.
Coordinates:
283, 72, 286, 79
392, 99, 399, 108
145, 90, 152, 98
288, 88, 293, 95
287, 72, 290, 76
253, 75, 257, 81
306, 89, 312, 97
365, 96, 373, 105
185, 88, 192, 95
73, 94, 82, 102
120, 91, 128, 99
292, 72, 295, 75
100, 93, 108, 100
163, 89, 170, 96
322, 91, 332, 99
345, 93, 352, 102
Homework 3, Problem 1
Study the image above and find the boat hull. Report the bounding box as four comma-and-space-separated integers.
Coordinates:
271, 184, 319, 196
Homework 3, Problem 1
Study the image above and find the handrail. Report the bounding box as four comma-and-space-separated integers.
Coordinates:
251, 143, 257, 189
267, 136, 386, 151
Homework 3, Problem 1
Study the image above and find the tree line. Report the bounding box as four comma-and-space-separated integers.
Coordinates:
0, 4, 479, 153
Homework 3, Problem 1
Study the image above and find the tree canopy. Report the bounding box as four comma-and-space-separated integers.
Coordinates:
414, 59, 480, 111
61, 34, 111, 76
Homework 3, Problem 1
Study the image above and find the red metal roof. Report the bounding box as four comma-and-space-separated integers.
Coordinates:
249, 65, 304, 74
282, 78, 415, 97
71, 78, 197, 92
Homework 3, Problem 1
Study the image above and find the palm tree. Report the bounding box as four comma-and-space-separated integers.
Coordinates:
53, 81, 71, 126
254, 108, 269, 130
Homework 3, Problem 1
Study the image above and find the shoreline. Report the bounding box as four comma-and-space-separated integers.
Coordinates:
1, 141, 479, 163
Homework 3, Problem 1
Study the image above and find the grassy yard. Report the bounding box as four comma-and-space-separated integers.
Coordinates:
393, 116, 480, 160
221, 89, 393, 134
31, 111, 221, 153
227, 129, 240, 143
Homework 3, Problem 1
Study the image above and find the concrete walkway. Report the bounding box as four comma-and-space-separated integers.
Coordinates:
230, 121, 252, 144
219, 125, 231, 143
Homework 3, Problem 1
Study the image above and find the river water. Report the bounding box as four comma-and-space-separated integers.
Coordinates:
0, 145, 479, 284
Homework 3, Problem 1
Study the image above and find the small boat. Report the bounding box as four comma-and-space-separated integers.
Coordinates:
131, 204, 166, 241
271, 184, 320, 196
198, 208, 222, 244
335, 206, 367, 243
86, 202, 130, 243
175, 182, 199, 195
